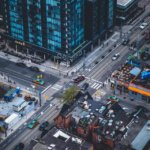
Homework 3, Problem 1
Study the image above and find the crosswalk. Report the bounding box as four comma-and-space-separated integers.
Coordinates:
51, 84, 63, 91
90, 82, 103, 90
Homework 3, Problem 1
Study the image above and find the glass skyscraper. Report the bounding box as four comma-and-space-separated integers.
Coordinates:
85, 0, 116, 43
3, 0, 86, 63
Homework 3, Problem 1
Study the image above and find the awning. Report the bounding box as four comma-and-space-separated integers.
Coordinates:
130, 67, 141, 76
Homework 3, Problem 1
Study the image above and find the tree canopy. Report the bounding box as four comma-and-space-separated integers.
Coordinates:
62, 86, 79, 104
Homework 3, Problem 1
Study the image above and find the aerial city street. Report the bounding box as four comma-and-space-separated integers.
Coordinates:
0, 0, 150, 150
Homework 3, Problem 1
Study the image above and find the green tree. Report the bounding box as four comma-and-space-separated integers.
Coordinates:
62, 86, 79, 104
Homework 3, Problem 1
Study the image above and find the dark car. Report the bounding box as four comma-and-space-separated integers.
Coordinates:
29, 66, 40, 72
81, 82, 89, 91
24, 96, 32, 101
73, 75, 85, 84
16, 62, 26, 67
122, 39, 129, 45
13, 143, 24, 150
28, 101, 33, 105
39, 121, 49, 131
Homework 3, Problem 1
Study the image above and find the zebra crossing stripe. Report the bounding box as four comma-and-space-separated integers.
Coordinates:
95, 84, 102, 90
91, 83, 97, 88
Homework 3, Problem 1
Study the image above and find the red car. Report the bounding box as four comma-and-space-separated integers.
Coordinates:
73, 75, 85, 84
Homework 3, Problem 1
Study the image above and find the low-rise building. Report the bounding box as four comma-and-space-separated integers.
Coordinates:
54, 92, 132, 149
32, 127, 91, 150
111, 60, 150, 103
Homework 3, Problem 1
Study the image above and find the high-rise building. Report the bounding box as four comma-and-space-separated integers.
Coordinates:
84, 0, 116, 45
116, 0, 139, 24
3, 0, 89, 64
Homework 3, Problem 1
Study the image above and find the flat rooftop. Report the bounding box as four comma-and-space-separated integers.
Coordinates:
32, 127, 91, 150
132, 120, 150, 150
117, 0, 136, 7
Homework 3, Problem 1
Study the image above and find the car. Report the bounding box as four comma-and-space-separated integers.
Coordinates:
24, 96, 32, 101
112, 53, 120, 61
107, 96, 120, 103
32, 78, 45, 85
28, 101, 33, 105
81, 82, 89, 91
108, 49, 112, 52
94, 61, 99, 64
29, 66, 40, 72
99, 106, 106, 113
16, 62, 26, 67
73, 75, 85, 84
27, 119, 39, 129
139, 22, 148, 30
101, 55, 105, 59
122, 39, 129, 45
39, 121, 49, 131
13, 143, 24, 150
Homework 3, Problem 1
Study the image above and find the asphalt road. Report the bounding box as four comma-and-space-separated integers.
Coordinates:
0, 98, 63, 150
0, 57, 59, 91
84, 21, 150, 83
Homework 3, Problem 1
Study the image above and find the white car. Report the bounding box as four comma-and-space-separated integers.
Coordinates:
139, 22, 148, 29
112, 53, 120, 61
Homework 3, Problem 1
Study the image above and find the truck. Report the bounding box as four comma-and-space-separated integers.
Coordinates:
13, 98, 28, 112
4, 87, 21, 101
4, 113, 20, 129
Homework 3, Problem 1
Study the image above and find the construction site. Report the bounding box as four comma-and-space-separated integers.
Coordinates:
0, 79, 39, 140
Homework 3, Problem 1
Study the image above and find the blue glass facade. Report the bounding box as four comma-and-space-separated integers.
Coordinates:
46, 0, 61, 52
3, 0, 85, 59
108, 0, 115, 28
8, 0, 24, 40
27, 0, 43, 47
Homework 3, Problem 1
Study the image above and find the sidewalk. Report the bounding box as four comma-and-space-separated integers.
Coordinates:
0, 31, 120, 76
0, 108, 36, 141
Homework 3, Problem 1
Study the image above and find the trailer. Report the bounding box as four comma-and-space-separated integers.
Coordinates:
13, 98, 28, 112
4, 113, 20, 129
4, 87, 21, 101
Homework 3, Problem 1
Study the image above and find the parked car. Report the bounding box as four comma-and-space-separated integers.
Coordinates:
122, 39, 129, 45
29, 66, 40, 72
24, 96, 32, 101
39, 121, 49, 131
73, 75, 85, 84
112, 53, 120, 61
28, 101, 33, 105
16, 62, 26, 67
13, 143, 24, 150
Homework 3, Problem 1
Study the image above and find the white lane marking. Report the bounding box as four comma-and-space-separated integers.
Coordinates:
91, 83, 97, 88
95, 84, 102, 90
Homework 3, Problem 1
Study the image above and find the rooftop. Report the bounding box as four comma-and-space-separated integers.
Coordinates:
132, 120, 150, 150
32, 127, 91, 150
111, 61, 150, 96
117, 0, 136, 7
